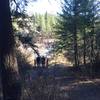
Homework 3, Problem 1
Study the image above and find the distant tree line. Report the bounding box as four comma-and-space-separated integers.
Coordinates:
33, 12, 57, 33
13, 12, 57, 36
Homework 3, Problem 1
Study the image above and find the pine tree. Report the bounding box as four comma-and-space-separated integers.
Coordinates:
55, 0, 81, 67
54, 0, 100, 67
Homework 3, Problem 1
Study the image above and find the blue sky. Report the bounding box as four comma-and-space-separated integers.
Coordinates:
26, 0, 62, 15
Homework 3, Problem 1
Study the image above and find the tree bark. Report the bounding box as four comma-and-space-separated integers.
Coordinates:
73, 24, 79, 67
83, 27, 86, 65
73, 0, 79, 67
0, 0, 21, 100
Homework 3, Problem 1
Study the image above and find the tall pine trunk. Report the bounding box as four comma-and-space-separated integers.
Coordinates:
73, 23, 78, 67
73, 0, 79, 67
0, 0, 21, 100
83, 27, 86, 65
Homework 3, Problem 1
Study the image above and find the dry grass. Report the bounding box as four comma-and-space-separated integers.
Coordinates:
22, 76, 70, 100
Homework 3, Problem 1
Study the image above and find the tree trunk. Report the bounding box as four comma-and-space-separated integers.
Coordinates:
83, 27, 86, 65
0, 0, 21, 100
73, 0, 79, 67
73, 24, 78, 67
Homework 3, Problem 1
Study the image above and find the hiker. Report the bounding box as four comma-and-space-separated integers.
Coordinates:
36, 56, 41, 67
41, 56, 46, 67
41, 56, 48, 68
34, 58, 37, 67
45, 57, 48, 68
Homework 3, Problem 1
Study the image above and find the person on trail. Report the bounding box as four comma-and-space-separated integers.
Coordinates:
36, 56, 41, 67
45, 57, 48, 68
41, 56, 48, 68
41, 56, 46, 67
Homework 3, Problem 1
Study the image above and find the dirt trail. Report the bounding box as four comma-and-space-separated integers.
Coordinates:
27, 66, 100, 100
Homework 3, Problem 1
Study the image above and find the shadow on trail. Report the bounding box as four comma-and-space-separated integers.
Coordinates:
21, 65, 100, 100
24, 63, 100, 85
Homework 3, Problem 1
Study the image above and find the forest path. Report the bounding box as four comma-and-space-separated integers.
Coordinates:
26, 65, 100, 100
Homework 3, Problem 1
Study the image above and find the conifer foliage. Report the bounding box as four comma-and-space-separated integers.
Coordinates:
55, 0, 100, 67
